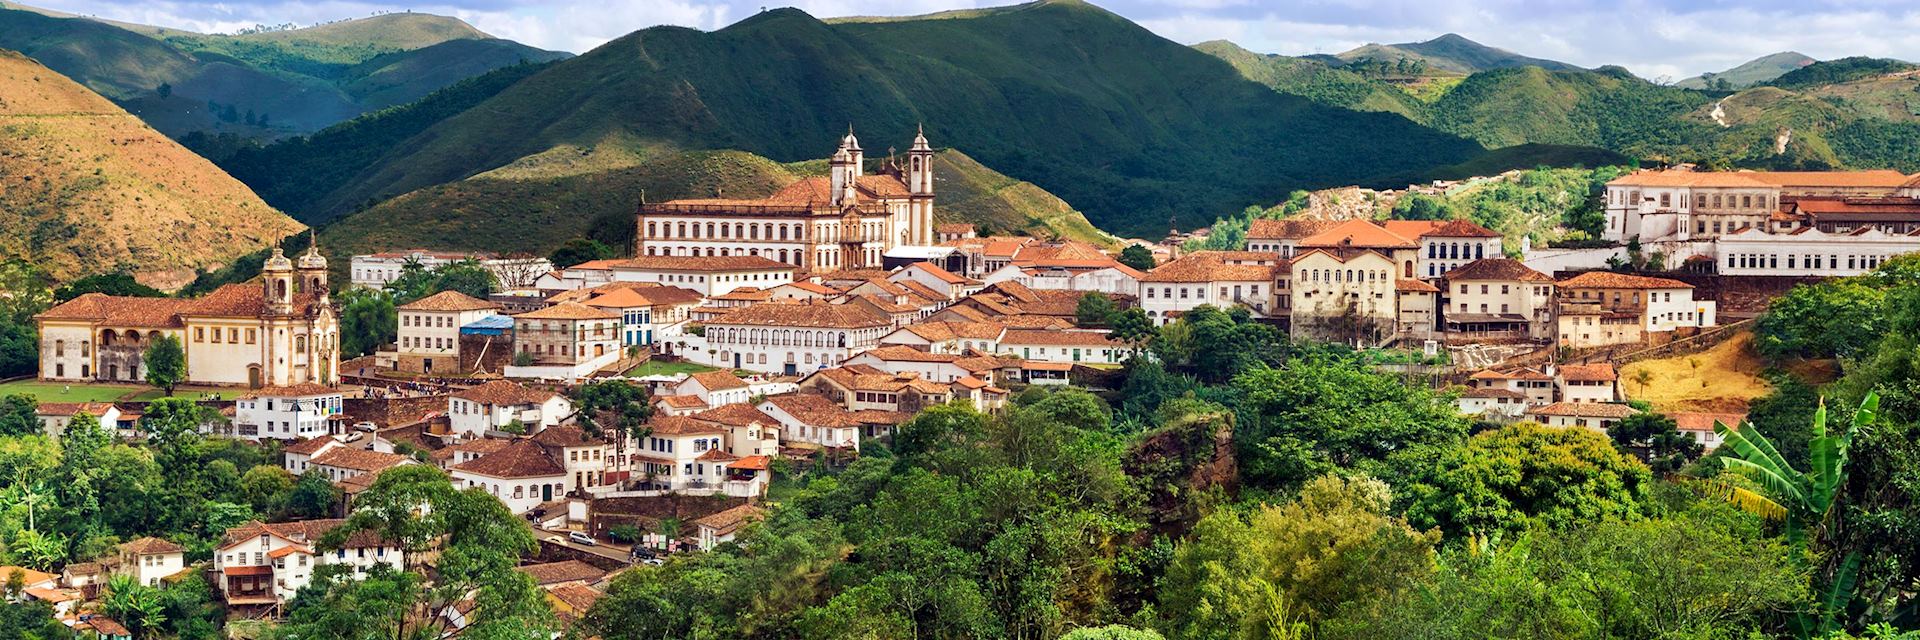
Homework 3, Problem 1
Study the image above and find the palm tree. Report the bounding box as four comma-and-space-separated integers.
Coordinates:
1710, 391, 1879, 637
658, 517, 683, 551
102, 574, 168, 639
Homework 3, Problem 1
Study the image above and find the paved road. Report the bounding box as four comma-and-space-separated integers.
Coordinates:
536, 530, 633, 563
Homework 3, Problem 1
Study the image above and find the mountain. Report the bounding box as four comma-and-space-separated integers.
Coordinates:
1189, 40, 1422, 119
0, 3, 567, 136
316, 134, 1111, 258
1676, 52, 1815, 90
1334, 33, 1581, 75
282, 0, 1505, 237
0, 49, 303, 289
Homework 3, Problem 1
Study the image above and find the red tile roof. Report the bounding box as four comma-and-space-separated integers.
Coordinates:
1526, 402, 1638, 418
450, 439, 565, 478
1142, 252, 1285, 283
646, 415, 728, 436
686, 370, 748, 392
1442, 258, 1552, 283
311, 448, 412, 473
708, 301, 891, 329
120, 536, 184, 555
1245, 218, 1344, 241
454, 380, 559, 406
517, 560, 606, 585
1557, 271, 1693, 290
398, 290, 501, 312
515, 301, 619, 321
1558, 363, 1617, 382
1300, 219, 1418, 249
693, 402, 775, 427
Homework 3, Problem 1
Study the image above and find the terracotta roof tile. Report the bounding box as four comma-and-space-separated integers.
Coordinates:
120, 536, 184, 555
687, 370, 748, 392
1526, 402, 1638, 418
1300, 219, 1419, 249
1142, 252, 1285, 283
1246, 218, 1344, 241
708, 301, 891, 329
1000, 329, 1121, 346
1442, 258, 1553, 282
1558, 363, 1617, 382
1557, 271, 1693, 290
454, 380, 559, 406
764, 393, 868, 427
450, 439, 565, 478
398, 290, 501, 312
311, 448, 412, 473
517, 560, 606, 586
692, 504, 766, 535
693, 403, 776, 427
515, 301, 619, 321
647, 415, 727, 436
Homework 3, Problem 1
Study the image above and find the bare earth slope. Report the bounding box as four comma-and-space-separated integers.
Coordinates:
0, 49, 303, 289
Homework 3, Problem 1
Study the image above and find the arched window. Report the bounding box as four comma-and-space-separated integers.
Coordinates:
296, 336, 307, 353
677, 222, 686, 238
647, 222, 658, 237
706, 222, 715, 238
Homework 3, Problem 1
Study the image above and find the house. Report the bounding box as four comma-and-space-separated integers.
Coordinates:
546, 583, 604, 625
997, 329, 1128, 365
1555, 302, 1647, 349
554, 287, 656, 347
700, 301, 893, 375
799, 365, 956, 416
1140, 251, 1287, 325
673, 370, 753, 407
610, 255, 798, 297
229, 384, 344, 441
1379, 219, 1505, 279
1396, 278, 1440, 339
1440, 258, 1556, 340
114, 537, 185, 587
936, 223, 977, 243
1456, 387, 1530, 421
757, 393, 866, 451
690, 403, 783, 458
1466, 367, 1557, 406
636, 128, 938, 269
1602, 168, 1911, 242
0, 566, 57, 596
516, 560, 607, 587
629, 416, 742, 494
889, 262, 981, 301
36, 245, 338, 388
283, 437, 345, 476
529, 425, 624, 494
448, 380, 571, 438
1289, 249, 1399, 345
652, 394, 710, 416
1672, 411, 1746, 452
1244, 219, 1344, 257
395, 291, 502, 375
765, 281, 843, 301
1525, 402, 1639, 432
449, 439, 570, 514
692, 504, 766, 550
508, 302, 622, 380
876, 320, 1020, 355
309, 448, 414, 484
1555, 271, 1715, 333
1297, 219, 1422, 280
1557, 363, 1620, 403
35, 402, 121, 439
212, 519, 402, 609
845, 346, 1009, 384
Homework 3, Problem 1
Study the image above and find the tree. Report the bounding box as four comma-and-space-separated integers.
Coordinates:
1075, 292, 1117, 328
550, 238, 615, 269
1406, 423, 1653, 538
337, 287, 397, 358
1391, 193, 1456, 221
1117, 245, 1157, 272
286, 468, 340, 519
572, 380, 652, 464
53, 273, 164, 302
138, 399, 205, 462
432, 260, 499, 301
0, 260, 52, 379
1160, 475, 1435, 636
239, 465, 295, 516
0, 395, 35, 437
102, 574, 168, 638
1109, 308, 1156, 350
1756, 280, 1888, 360
1607, 411, 1703, 474
142, 335, 186, 396
1063, 626, 1166, 640
1234, 356, 1468, 491
276, 564, 421, 640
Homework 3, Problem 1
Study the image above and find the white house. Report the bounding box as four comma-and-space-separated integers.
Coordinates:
213, 519, 403, 608
114, 537, 185, 587
1525, 402, 1638, 433
845, 346, 1008, 384
1718, 226, 1920, 277
448, 380, 572, 438
1556, 271, 1715, 333
758, 393, 863, 451
349, 250, 551, 290
449, 439, 570, 514
888, 262, 981, 302
630, 416, 741, 493
996, 329, 1127, 365
529, 425, 624, 495
692, 504, 766, 550
283, 436, 345, 476
1440, 258, 1556, 339
672, 370, 753, 407
876, 320, 1008, 354
35, 402, 122, 439
308, 448, 414, 484
610, 255, 797, 297
1557, 363, 1620, 404
231, 384, 344, 442
700, 301, 893, 375
395, 291, 501, 375
1140, 251, 1288, 326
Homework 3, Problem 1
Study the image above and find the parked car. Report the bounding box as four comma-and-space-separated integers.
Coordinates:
569, 531, 597, 546
641, 557, 665, 566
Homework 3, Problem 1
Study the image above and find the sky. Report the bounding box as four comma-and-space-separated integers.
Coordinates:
22, 0, 1920, 80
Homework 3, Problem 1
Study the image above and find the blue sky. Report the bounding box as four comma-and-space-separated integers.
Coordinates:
24, 0, 1920, 79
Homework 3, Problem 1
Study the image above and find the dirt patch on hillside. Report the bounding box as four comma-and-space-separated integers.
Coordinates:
1621, 331, 1773, 413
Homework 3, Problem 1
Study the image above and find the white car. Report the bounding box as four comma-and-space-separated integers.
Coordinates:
569, 531, 597, 546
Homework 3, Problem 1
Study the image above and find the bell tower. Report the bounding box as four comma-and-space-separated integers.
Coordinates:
296, 232, 329, 304
907, 124, 936, 245
262, 245, 295, 316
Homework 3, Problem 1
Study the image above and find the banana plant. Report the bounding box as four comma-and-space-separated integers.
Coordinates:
1710, 391, 1879, 638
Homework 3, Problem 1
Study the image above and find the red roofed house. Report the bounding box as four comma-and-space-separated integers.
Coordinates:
609, 255, 797, 297
36, 244, 338, 389
889, 262, 981, 301
996, 329, 1128, 365
1140, 251, 1289, 326
1525, 401, 1639, 432
395, 290, 502, 375
758, 394, 865, 451
115, 537, 185, 587
1602, 168, 1910, 242
1440, 258, 1556, 340
702, 301, 893, 375
1555, 271, 1714, 334
635, 128, 938, 271
213, 519, 401, 610
1288, 248, 1401, 345
230, 384, 345, 442
448, 380, 572, 438
449, 439, 570, 513
631, 416, 755, 495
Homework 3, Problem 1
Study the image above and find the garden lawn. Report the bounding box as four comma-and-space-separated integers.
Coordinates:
0, 380, 147, 403
624, 360, 718, 377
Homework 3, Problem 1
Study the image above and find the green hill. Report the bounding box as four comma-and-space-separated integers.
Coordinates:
1676, 52, 1815, 90
0, 3, 566, 136
1190, 40, 1422, 118
317, 137, 1109, 257
1334, 33, 1581, 75
290, 0, 1493, 237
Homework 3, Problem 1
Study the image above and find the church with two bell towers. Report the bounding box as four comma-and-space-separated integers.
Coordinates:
35, 241, 341, 389
635, 126, 938, 272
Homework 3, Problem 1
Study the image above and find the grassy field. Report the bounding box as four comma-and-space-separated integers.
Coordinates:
1621, 331, 1774, 413
127, 386, 247, 401
0, 380, 147, 403
624, 360, 718, 377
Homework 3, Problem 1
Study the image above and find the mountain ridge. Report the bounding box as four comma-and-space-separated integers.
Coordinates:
1333, 32, 1582, 74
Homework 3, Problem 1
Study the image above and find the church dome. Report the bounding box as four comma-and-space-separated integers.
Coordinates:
911, 124, 931, 151
262, 246, 293, 272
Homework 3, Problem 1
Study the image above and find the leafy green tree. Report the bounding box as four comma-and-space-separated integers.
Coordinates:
1117, 245, 1157, 272
1607, 411, 1703, 474
1756, 280, 1888, 360
549, 237, 615, 269
1063, 626, 1166, 640
572, 379, 652, 463
276, 564, 421, 640
53, 273, 164, 302
286, 468, 340, 519
239, 465, 295, 516
1109, 307, 1156, 350
1233, 355, 1467, 491
433, 260, 500, 301
0, 261, 54, 379
8, 529, 67, 570
142, 335, 187, 396
1391, 193, 1455, 220
1075, 292, 1117, 328
103, 574, 168, 638
1160, 475, 1437, 636
0, 395, 36, 437
1406, 422, 1652, 537
0, 597, 71, 639
336, 287, 397, 358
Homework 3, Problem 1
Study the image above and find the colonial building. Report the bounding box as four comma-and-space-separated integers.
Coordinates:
213, 519, 402, 610
36, 244, 339, 388
350, 250, 552, 290
508, 302, 621, 379
609, 256, 797, 297
1139, 251, 1288, 325
700, 301, 893, 375
230, 384, 344, 442
449, 439, 570, 514
1602, 168, 1912, 242
636, 128, 937, 271
448, 380, 572, 438
1555, 271, 1714, 333
396, 291, 501, 375
1440, 258, 1556, 340
1717, 226, 1920, 277
1289, 249, 1399, 345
